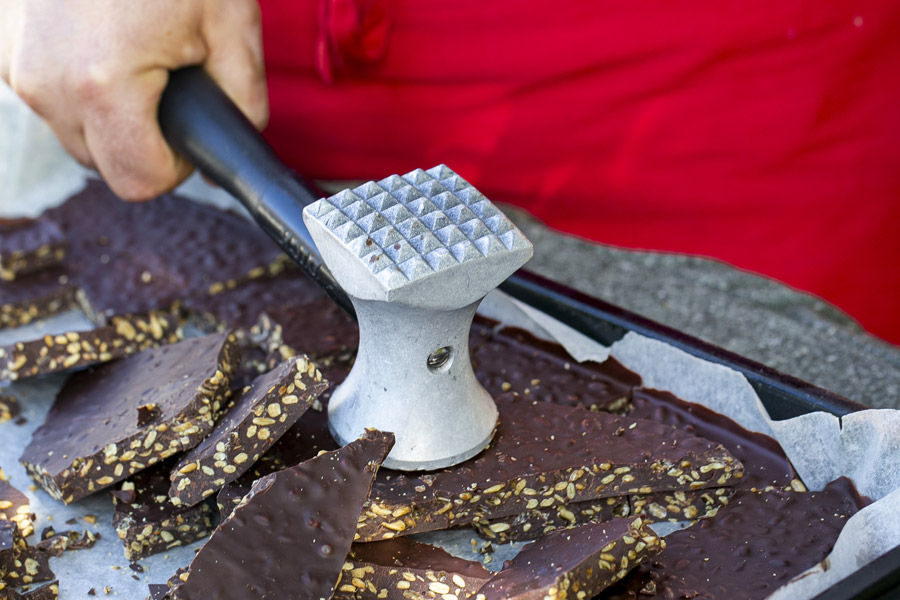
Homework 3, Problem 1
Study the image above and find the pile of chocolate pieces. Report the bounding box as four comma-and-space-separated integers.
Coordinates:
1, 180, 869, 600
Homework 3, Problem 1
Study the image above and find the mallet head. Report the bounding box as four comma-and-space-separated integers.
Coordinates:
303, 165, 533, 470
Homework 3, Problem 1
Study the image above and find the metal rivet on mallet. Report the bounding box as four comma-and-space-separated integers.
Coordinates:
303, 165, 533, 471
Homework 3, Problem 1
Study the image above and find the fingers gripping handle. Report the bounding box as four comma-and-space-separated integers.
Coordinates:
158, 66, 353, 316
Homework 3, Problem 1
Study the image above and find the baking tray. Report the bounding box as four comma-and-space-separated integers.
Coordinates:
501, 269, 900, 600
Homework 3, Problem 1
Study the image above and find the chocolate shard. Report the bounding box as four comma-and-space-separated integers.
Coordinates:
0, 393, 22, 424
35, 529, 99, 557
358, 394, 743, 541
472, 326, 641, 413
334, 537, 491, 599
475, 387, 796, 543
0, 480, 34, 537
147, 583, 170, 600
0, 311, 181, 382
168, 355, 328, 507
0, 217, 68, 281
216, 406, 341, 518
6, 581, 60, 600
0, 267, 78, 330
598, 477, 870, 600
20, 332, 239, 504
166, 430, 394, 600
629, 388, 799, 490
113, 463, 213, 561
1, 519, 20, 582
474, 496, 631, 543
479, 517, 664, 600
45, 179, 288, 324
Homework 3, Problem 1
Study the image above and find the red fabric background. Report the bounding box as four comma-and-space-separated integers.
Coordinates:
259, 0, 900, 345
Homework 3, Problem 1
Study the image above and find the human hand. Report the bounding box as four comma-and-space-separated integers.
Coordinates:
0, 0, 268, 201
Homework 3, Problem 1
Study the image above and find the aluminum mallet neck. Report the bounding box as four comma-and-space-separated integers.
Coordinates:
303, 165, 533, 470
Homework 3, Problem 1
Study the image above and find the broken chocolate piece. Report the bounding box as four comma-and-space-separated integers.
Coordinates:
148, 584, 169, 600
7, 581, 60, 599
599, 477, 869, 600
0, 480, 33, 537
357, 395, 742, 541
20, 332, 239, 504
0, 268, 77, 329
169, 355, 327, 507
474, 495, 630, 543
473, 326, 640, 412
45, 180, 288, 323
113, 463, 213, 561
183, 272, 359, 362
479, 517, 664, 600
35, 529, 98, 557
1, 519, 19, 582
215, 405, 341, 518
166, 430, 394, 600
0, 218, 67, 281
0, 312, 181, 382
0, 393, 21, 424
629, 388, 798, 489
333, 537, 491, 599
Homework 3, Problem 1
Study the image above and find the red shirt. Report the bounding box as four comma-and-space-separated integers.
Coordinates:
260, 0, 900, 345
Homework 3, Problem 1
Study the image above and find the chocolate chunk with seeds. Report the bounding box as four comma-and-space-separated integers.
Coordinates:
0, 312, 181, 382
474, 495, 630, 543
166, 430, 394, 600
169, 355, 327, 507
215, 406, 341, 518
0, 480, 34, 537
20, 332, 239, 503
479, 517, 664, 600
0, 268, 78, 329
113, 463, 213, 561
0, 218, 68, 281
334, 537, 491, 599
148, 584, 169, 600
7, 581, 60, 599
1, 519, 20, 582
357, 394, 742, 541
473, 326, 640, 412
599, 477, 869, 600
629, 388, 798, 490
46, 180, 288, 324
35, 529, 98, 556
0, 393, 21, 424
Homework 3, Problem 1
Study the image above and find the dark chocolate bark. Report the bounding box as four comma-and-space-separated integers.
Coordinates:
113, 463, 213, 561
166, 430, 394, 600
629, 388, 799, 490
474, 487, 737, 544
478, 517, 664, 600
20, 332, 239, 504
0, 218, 67, 282
472, 326, 640, 413
0, 480, 33, 537
43, 180, 288, 322
473, 495, 630, 543
6, 581, 60, 599
0, 393, 21, 424
0, 268, 78, 329
0, 312, 181, 382
216, 405, 341, 518
357, 394, 742, 541
599, 477, 869, 600
1, 519, 19, 582
334, 537, 491, 599
168, 356, 327, 507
